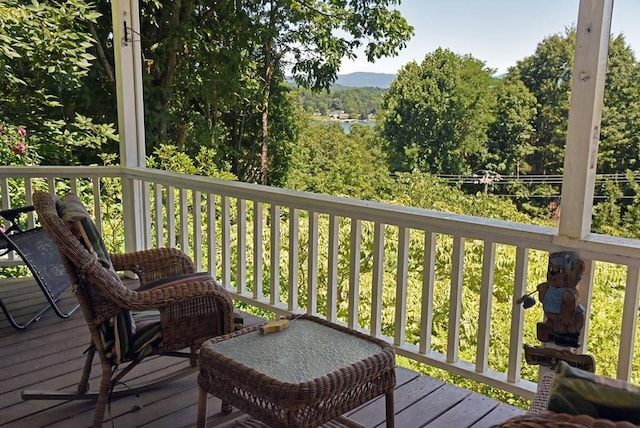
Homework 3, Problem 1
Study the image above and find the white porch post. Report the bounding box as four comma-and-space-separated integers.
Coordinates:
553, 0, 613, 385
558, 0, 613, 239
111, 0, 147, 251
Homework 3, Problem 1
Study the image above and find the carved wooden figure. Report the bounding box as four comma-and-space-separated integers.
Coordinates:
536, 251, 585, 348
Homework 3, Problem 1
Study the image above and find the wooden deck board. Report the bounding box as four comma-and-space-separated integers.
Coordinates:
428, 392, 502, 427
0, 277, 526, 427
470, 404, 528, 428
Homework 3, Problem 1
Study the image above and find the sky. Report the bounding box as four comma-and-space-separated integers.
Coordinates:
339, 0, 640, 75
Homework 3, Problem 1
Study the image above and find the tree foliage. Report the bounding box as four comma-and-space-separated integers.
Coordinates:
510, 30, 575, 175
5, 2, 640, 236
295, 86, 386, 119
85, 0, 412, 185
372, 29, 640, 227
0, 124, 38, 166
388, 171, 541, 224
592, 179, 624, 236
485, 78, 537, 176
380, 48, 496, 175
286, 121, 393, 201
0, 0, 117, 165
505, 29, 640, 227
283, 1, 414, 91
147, 144, 237, 181
599, 35, 640, 174
509, 29, 640, 178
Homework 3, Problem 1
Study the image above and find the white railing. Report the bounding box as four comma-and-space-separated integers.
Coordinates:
2, 165, 640, 401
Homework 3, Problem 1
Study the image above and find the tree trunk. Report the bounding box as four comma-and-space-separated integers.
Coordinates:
177, 124, 188, 151
260, 1, 277, 186
260, 90, 270, 185
158, 0, 183, 145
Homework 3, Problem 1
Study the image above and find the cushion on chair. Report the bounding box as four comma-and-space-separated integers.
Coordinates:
56, 194, 113, 271
99, 313, 134, 364
99, 309, 162, 363
130, 310, 162, 360
56, 194, 137, 364
547, 361, 640, 424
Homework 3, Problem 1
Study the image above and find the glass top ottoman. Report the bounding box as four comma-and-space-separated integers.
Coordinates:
197, 314, 396, 428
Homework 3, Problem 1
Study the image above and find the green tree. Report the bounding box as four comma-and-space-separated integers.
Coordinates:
88, 0, 412, 186
286, 121, 393, 200
380, 48, 497, 175
230, 0, 413, 184
388, 171, 540, 224
621, 171, 640, 239
599, 35, 640, 174
297, 86, 386, 119
0, 0, 117, 164
592, 180, 623, 236
147, 144, 237, 181
510, 30, 575, 176
509, 30, 640, 178
486, 78, 537, 176
504, 29, 640, 221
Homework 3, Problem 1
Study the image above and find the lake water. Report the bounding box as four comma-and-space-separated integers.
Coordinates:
339, 121, 375, 134
313, 120, 376, 134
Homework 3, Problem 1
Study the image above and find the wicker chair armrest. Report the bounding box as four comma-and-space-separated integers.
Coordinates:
157, 287, 235, 351
91, 274, 233, 327
128, 277, 232, 310
145, 280, 235, 342
110, 247, 196, 285
84, 256, 227, 318
96, 277, 232, 317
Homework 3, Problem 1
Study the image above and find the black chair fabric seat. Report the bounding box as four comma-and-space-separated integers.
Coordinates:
0, 205, 78, 329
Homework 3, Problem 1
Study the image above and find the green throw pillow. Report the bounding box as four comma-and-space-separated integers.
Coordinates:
56, 194, 113, 271
57, 193, 135, 364
548, 360, 640, 423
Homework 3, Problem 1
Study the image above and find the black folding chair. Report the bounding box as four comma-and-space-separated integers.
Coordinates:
0, 205, 79, 329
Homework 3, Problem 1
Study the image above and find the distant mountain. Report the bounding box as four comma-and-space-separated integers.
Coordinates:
334, 72, 396, 89
286, 72, 396, 89
288, 71, 503, 89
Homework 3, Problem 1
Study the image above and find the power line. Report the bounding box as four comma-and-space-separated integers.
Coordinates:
435, 173, 639, 186
424, 172, 640, 200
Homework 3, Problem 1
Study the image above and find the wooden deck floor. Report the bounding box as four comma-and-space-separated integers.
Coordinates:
0, 276, 526, 427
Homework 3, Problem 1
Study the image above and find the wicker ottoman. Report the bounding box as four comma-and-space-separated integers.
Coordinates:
197, 314, 396, 428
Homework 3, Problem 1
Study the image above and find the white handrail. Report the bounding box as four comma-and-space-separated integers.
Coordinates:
3, 165, 640, 400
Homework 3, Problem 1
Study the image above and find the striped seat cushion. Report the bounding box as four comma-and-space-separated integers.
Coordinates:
101, 313, 131, 364
99, 310, 162, 363
130, 310, 162, 360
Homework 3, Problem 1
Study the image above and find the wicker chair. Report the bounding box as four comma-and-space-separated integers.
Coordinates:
22, 191, 235, 427
494, 365, 640, 427
493, 412, 638, 427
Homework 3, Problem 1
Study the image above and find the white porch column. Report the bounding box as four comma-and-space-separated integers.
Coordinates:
111, 0, 147, 251
558, 0, 613, 239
